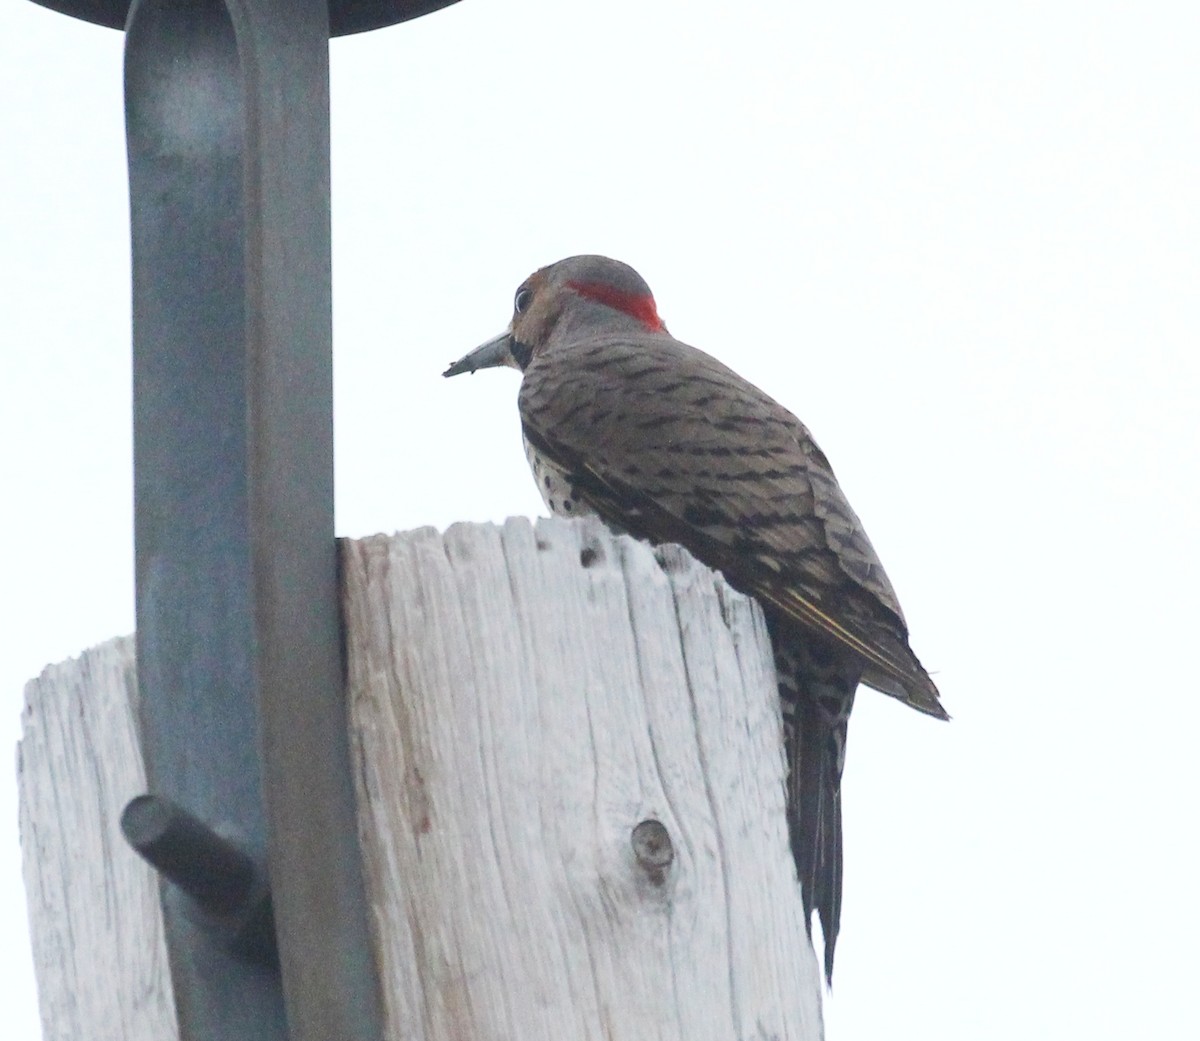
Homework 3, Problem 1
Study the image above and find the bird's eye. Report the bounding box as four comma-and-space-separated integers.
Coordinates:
514, 287, 533, 314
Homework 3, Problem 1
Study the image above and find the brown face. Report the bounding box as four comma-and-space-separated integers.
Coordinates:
442, 255, 666, 379
509, 267, 563, 362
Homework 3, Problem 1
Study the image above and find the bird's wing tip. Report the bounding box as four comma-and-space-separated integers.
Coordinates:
911, 690, 951, 721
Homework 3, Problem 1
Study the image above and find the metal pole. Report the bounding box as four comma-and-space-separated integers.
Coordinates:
25, 1, 464, 1036
124, 1, 381, 1037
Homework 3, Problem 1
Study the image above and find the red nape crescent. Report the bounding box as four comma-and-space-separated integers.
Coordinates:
566, 279, 665, 332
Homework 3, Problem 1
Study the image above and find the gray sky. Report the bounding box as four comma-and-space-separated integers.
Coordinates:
2, 2, 1198, 1038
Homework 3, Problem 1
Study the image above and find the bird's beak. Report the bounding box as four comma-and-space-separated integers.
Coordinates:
443, 332, 514, 377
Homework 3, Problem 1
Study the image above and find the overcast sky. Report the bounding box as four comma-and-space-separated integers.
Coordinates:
2, 2, 1198, 1039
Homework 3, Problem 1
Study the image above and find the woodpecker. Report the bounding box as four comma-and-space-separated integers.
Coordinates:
444, 255, 946, 982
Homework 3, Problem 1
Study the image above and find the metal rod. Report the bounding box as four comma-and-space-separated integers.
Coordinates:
121, 794, 279, 966
26, 0, 470, 1038
124, 0, 384, 1037
121, 795, 257, 915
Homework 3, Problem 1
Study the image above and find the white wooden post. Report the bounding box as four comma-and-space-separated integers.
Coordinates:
18, 637, 177, 1041
19, 517, 824, 1041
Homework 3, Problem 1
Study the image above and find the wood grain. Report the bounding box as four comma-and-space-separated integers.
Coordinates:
342, 517, 822, 1040
18, 638, 177, 1041
20, 519, 822, 1040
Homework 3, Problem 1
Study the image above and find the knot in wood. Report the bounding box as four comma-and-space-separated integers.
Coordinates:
631, 818, 674, 884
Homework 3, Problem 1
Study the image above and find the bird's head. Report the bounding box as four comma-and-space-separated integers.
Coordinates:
443, 255, 667, 378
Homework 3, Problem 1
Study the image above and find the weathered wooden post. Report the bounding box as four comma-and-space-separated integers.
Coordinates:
21, 519, 825, 1039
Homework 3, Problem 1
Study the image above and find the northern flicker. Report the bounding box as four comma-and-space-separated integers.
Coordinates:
444, 255, 947, 982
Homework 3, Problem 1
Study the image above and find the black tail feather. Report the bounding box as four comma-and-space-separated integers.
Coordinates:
771, 620, 857, 986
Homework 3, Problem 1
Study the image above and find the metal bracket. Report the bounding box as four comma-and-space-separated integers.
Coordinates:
121, 795, 277, 966
25, 0, 465, 1038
